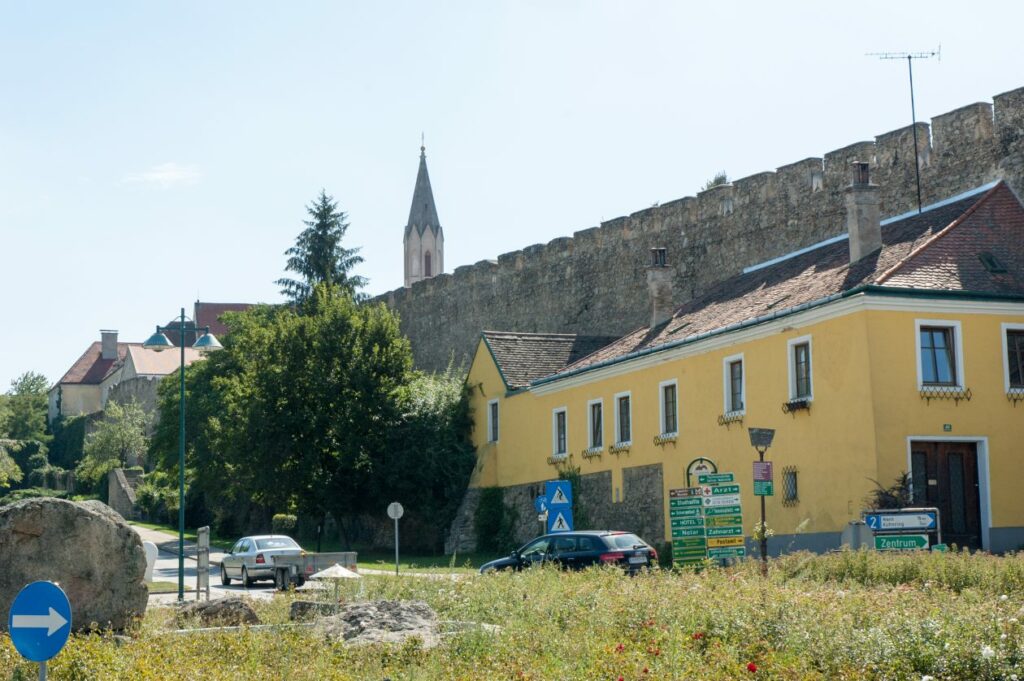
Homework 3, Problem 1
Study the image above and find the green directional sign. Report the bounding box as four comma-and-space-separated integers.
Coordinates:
672, 536, 707, 548
874, 534, 928, 551
670, 507, 703, 518
711, 484, 741, 495
754, 480, 774, 496
708, 547, 746, 559
704, 514, 744, 527
672, 527, 705, 538
670, 497, 703, 508
671, 517, 705, 528
698, 473, 734, 484
704, 505, 743, 516
931, 543, 949, 553
673, 547, 707, 558
706, 526, 744, 537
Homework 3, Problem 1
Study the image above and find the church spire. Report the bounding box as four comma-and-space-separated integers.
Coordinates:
406, 143, 441, 237
403, 141, 444, 287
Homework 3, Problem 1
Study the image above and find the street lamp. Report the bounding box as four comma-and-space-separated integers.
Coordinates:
143, 308, 222, 601
748, 427, 775, 577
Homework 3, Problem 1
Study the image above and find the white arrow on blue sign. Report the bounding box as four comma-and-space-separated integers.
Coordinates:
545, 480, 572, 506
864, 512, 937, 531
8, 581, 72, 662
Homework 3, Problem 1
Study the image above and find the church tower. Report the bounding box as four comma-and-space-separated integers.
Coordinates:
403, 143, 444, 288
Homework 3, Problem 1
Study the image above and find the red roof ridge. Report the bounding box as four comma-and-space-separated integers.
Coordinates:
874, 181, 1004, 285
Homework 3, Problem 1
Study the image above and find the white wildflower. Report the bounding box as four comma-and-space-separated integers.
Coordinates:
921, 676, 935, 681
981, 644, 995, 659
1001, 633, 1008, 640
1002, 595, 1010, 601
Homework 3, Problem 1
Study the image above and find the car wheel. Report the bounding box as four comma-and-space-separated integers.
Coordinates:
242, 566, 254, 588
220, 565, 231, 586
275, 570, 289, 591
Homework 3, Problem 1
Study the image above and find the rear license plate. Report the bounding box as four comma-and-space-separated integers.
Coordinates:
628, 556, 647, 565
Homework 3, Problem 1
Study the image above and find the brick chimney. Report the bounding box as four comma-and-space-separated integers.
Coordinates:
646, 248, 676, 328
845, 162, 882, 263
100, 330, 118, 360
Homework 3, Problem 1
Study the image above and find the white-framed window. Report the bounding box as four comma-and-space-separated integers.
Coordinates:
722, 353, 745, 414
487, 399, 499, 443
658, 379, 678, 435
914, 319, 964, 389
552, 407, 568, 457
787, 335, 813, 401
587, 398, 603, 448
1003, 323, 1024, 392
613, 391, 632, 445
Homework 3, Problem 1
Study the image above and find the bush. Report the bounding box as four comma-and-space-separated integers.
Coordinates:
135, 471, 178, 524
25, 451, 48, 471
49, 415, 88, 469
272, 513, 297, 534
0, 487, 67, 506
474, 487, 517, 554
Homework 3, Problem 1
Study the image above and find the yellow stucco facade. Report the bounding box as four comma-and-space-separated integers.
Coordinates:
467, 293, 1024, 552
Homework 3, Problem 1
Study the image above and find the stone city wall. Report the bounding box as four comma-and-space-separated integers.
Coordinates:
377, 87, 1024, 373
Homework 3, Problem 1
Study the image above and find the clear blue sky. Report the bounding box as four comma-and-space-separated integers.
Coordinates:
2, 1, 1022, 389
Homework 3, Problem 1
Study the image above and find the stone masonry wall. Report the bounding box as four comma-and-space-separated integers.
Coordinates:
377, 87, 1024, 373
446, 463, 665, 553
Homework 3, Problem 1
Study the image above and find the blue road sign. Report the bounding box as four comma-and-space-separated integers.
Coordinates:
545, 480, 572, 507
547, 507, 574, 533
864, 511, 937, 532
534, 495, 548, 514
8, 581, 72, 662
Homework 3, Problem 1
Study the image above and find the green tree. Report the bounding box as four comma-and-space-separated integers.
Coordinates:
152, 284, 413, 545
6, 371, 49, 441
275, 190, 368, 303
0, 445, 23, 489
76, 400, 149, 490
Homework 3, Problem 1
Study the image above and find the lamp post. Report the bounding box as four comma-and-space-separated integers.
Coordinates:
143, 308, 222, 601
748, 427, 775, 577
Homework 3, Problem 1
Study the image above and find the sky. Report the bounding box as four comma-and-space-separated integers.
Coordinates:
1, 1, 1023, 390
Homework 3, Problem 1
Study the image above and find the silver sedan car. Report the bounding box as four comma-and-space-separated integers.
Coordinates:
220, 535, 302, 587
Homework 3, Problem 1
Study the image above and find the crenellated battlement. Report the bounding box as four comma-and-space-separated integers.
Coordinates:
376, 87, 1024, 372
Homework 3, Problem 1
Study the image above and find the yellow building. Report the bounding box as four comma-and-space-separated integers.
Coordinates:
462, 174, 1024, 554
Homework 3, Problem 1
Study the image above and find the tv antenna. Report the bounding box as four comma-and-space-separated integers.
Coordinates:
866, 46, 941, 213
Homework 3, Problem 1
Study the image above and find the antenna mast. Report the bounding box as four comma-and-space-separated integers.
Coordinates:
867, 47, 940, 213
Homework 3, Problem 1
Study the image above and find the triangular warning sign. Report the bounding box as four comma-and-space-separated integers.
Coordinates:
550, 512, 570, 532
550, 487, 569, 505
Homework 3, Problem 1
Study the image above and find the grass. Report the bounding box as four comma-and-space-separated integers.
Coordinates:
5, 549, 1024, 679
145, 581, 181, 594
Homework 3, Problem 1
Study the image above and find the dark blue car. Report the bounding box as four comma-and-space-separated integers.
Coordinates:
479, 530, 657, 574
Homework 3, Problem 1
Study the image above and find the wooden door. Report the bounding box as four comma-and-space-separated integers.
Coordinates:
910, 442, 981, 550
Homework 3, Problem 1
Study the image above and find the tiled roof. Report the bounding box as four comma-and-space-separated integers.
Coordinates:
482, 331, 619, 389
194, 302, 252, 337
557, 182, 1024, 378
57, 342, 137, 385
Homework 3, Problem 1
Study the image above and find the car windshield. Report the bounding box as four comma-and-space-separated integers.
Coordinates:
606, 533, 647, 549
256, 537, 299, 550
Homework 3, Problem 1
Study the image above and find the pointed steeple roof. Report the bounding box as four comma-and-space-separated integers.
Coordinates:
406, 145, 442, 237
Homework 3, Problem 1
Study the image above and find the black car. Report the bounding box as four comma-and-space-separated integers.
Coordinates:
479, 530, 658, 574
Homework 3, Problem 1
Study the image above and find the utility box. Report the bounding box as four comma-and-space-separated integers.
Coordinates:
841, 520, 873, 550
196, 526, 210, 600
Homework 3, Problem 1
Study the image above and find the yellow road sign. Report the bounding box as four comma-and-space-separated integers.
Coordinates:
707, 536, 745, 548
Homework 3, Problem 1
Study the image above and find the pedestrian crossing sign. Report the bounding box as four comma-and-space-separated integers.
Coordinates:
547, 509, 574, 533
545, 480, 572, 507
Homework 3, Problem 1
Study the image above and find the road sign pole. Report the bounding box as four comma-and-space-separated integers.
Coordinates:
39, 660, 46, 681
394, 516, 399, 576
758, 448, 768, 576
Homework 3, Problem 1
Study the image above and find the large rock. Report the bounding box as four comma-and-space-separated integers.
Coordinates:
0, 498, 147, 631
317, 600, 439, 647
176, 597, 260, 627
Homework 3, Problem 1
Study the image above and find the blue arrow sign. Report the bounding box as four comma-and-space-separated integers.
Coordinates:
545, 480, 572, 507
8, 581, 72, 662
547, 507, 574, 533
534, 495, 548, 514
864, 511, 937, 532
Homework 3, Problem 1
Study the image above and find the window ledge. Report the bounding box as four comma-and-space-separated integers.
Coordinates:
581, 446, 604, 459
1008, 387, 1024, 405
919, 385, 972, 404
717, 411, 745, 427
782, 398, 811, 415
609, 442, 632, 455
547, 453, 570, 465
653, 433, 678, 446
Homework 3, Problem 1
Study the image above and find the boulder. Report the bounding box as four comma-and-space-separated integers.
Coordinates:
176, 597, 260, 627
0, 498, 147, 632
317, 600, 439, 648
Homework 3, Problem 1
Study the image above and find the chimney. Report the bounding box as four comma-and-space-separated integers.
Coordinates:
646, 248, 676, 328
845, 162, 882, 263
100, 330, 118, 360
